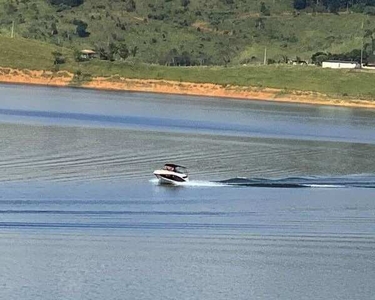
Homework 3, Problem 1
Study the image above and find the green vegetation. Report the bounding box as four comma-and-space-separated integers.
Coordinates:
1, 0, 375, 65
1, 0, 375, 102
294, 0, 375, 14
76, 60, 375, 99
0, 36, 73, 69
1, 35, 375, 100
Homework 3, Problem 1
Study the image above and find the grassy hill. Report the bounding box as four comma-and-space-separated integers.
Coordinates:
0, 36, 73, 69
0, 0, 372, 65
2, 34, 375, 101
1, 0, 375, 102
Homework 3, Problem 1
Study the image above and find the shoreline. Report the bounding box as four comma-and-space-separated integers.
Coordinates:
1, 67, 375, 109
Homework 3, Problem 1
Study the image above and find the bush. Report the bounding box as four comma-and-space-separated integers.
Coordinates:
181, 0, 190, 8
311, 52, 329, 66
73, 19, 90, 37
52, 51, 65, 64
124, 0, 136, 12
364, 6, 375, 15
49, 0, 84, 8
260, 2, 270, 16
293, 0, 306, 10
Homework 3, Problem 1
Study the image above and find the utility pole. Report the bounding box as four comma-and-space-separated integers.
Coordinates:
11, 21, 14, 38
360, 20, 364, 68
263, 47, 267, 65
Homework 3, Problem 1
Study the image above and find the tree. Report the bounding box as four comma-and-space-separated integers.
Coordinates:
73, 20, 90, 37
293, 0, 307, 10
219, 47, 232, 66
260, 2, 271, 16
49, 0, 84, 7
163, 48, 179, 66
4, 1, 18, 14
52, 51, 65, 64
73, 49, 85, 62
311, 51, 329, 65
293, 0, 375, 13
96, 46, 110, 60
181, 0, 190, 8
281, 55, 289, 64
124, 0, 136, 12
327, 0, 341, 13
108, 42, 118, 61
51, 22, 58, 35
197, 52, 211, 65
130, 46, 139, 57
118, 43, 129, 60
179, 51, 191, 66
255, 18, 265, 30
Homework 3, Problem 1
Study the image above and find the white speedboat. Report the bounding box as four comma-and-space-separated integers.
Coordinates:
153, 163, 189, 184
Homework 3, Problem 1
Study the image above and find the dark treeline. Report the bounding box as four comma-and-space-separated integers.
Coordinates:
311, 49, 366, 65
294, 0, 375, 12
49, 0, 84, 8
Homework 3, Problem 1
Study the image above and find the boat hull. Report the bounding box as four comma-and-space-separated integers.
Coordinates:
153, 170, 189, 185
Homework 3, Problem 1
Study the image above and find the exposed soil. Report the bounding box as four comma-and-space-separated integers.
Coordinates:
1, 67, 375, 109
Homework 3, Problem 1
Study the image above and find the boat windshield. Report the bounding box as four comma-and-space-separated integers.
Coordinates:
175, 166, 188, 174
163, 165, 188, 174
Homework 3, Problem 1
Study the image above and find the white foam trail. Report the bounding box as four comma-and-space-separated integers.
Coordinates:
149, 178, 226, 187
308, 184, 344, 188
149, 178, 160, 185
178, 180, 226, 187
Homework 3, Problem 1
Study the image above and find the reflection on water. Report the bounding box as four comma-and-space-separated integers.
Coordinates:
0, 84, 375, 300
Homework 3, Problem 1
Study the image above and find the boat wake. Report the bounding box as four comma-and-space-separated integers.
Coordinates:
151, 174, 375, 188
217, 175, 375, 189
149, 178, 225, 187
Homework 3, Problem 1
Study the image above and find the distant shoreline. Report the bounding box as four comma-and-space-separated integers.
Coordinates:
1, 67, 375, 109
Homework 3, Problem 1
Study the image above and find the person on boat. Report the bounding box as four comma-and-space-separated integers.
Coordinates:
164, 165, 174, 171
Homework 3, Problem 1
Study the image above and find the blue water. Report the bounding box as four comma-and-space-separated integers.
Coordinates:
0, 84, 375, 300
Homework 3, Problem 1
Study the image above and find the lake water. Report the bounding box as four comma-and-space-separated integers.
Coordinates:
0, 83, 374, 300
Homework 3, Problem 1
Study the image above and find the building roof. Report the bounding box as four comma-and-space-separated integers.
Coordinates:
323, 60, 359, 64
81, 49, 96, 54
